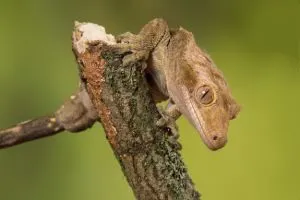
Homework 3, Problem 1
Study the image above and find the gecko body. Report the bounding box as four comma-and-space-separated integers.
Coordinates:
117, 19, 240, 150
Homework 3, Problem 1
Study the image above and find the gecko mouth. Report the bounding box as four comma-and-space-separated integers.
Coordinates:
188, 100, 215, 150
189, 100, 227, 150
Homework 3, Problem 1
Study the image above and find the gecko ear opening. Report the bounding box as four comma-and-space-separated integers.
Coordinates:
229, 103, 241, 120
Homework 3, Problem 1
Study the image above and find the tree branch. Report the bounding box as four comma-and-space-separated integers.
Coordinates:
72, 22, 200, 200
0, 115, 64, 149
0, 86, 98, 149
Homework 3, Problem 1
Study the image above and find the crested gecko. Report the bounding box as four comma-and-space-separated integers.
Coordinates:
113, 18, 240, 150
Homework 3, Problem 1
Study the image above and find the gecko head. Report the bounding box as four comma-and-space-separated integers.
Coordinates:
174, 61, 240, 151
179, 79, 240, 150
195, 79, 240, 149
168, 27, 240, 150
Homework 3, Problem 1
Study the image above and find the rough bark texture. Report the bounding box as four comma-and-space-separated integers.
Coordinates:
73, 36, 200, 199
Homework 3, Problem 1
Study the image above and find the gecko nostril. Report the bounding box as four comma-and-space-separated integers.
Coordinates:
212, 135, 218, 141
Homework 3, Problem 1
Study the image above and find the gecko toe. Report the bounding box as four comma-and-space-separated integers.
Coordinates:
116, 32, 136, 43
122, 50, 149, 67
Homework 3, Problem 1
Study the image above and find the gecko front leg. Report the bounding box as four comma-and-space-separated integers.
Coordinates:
156, 101, 182, 149
111, 18, 170, 67
156, 101, 181, 127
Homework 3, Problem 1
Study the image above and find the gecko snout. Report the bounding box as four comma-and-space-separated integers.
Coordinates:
208, 133, 227, 150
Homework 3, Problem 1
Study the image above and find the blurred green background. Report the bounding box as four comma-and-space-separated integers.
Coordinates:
0, 0, 299, 199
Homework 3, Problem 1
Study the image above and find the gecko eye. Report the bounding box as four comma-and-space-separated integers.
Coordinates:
196, 85, 215, 105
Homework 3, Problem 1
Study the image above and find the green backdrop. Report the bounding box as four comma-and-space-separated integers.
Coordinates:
0, 0, 299, 199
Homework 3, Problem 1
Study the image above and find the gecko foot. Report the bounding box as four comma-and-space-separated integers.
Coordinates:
156, 106, 181, 150
122, 50, 149, 68
112, 33, 150, 68
116, 32, 136, 43
107, 42, 149, 68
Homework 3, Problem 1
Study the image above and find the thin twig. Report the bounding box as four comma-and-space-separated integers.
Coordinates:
0, 86, 98, 149
0, 115, 64, 149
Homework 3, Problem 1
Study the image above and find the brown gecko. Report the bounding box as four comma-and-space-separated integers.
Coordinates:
113, 18, 240, 150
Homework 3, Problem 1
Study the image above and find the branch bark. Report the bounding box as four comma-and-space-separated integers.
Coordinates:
72, 22, 200, 199
0, 86, 97, 149
0, 115, 63, 148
